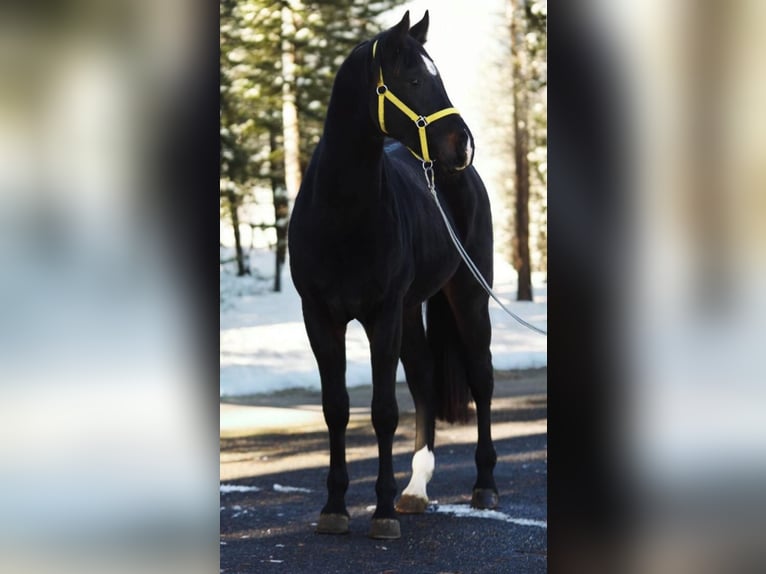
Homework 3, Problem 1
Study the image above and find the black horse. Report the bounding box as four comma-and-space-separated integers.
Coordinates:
288, 11, 497, 540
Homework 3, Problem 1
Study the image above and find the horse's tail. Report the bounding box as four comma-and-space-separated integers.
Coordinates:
427, 290, 472, 424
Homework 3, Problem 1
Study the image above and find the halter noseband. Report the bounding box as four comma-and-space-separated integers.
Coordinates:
372, 39, 460, 166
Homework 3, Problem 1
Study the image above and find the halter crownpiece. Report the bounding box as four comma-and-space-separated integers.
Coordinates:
372, 39, 460, 165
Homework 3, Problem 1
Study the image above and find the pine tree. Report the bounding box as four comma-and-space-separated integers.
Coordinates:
221, 0, 406, 289
221, 0, 283, 280
510, 0, 533, 301
290, 1, 408, 170
503, 0, 547, 298
527, 1, 547, 278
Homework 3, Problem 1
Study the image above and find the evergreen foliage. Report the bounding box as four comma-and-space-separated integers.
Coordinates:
221, 2, 547, 283
526, 0, 547, 274
220, 0, 405, 284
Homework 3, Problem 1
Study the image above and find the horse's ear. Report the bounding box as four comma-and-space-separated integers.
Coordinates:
409, 11, 429, 44
389, 11, 410, 46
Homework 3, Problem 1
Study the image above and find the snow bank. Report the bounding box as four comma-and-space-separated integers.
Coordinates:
220, 249, 546, 396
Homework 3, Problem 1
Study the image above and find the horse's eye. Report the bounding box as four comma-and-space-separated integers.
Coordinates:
409, 78, 419, 86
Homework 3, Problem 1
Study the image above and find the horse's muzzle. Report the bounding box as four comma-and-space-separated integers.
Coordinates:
454, 128, 474, 171
436, 125, 474, 172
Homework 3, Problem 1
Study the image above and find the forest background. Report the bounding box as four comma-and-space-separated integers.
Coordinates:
220, 0, 548, 300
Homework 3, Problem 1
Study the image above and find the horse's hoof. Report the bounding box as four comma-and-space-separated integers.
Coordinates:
368, 518, 401, 540
316, 513, 349, 535
396, 494, 428, 514
471, 488, 499, 509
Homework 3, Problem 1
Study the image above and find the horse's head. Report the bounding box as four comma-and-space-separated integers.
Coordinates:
370, 11, 474, 173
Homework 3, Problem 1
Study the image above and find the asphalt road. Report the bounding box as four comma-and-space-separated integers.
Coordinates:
220, 368, 547, 574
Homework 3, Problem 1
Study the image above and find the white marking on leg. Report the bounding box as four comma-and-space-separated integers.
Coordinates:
421, 54, 439, 76
401, 446, 434, 502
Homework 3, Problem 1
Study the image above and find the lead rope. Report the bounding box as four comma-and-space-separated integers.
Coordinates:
422, 163, 548, 336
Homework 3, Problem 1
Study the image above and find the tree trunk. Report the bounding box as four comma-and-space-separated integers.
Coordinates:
269, 129, 288, 292
281, 4, 302, 205
226, 188, 249, 276
511, 0, 533, 301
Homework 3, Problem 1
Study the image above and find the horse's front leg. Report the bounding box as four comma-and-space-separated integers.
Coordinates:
302, 302, 350, 534
363, 300, 404, 540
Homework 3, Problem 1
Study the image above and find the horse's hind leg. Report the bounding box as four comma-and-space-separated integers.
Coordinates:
467, 330, 499, 509
396, 304, 436, 514
446, 286, 499, 509
301, 302, 350, 534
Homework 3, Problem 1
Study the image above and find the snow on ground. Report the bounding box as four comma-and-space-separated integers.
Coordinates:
220, 482, 545, 528
220, 484, 261, 494
272, 484, 313, 494
430, 504, 547, 529
220, 248, 546, 397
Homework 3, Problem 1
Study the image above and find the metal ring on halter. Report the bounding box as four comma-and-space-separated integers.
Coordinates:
376, 85, 388, 95
422, 160, 433, 170
416, 116, 428, 128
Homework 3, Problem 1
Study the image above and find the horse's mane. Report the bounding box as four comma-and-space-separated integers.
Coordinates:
351, 38, 368, 51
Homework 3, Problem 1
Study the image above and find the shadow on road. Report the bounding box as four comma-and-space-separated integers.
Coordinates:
220, 369, 547, 574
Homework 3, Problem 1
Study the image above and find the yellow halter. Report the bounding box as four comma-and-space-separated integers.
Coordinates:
372, 40, 460, 166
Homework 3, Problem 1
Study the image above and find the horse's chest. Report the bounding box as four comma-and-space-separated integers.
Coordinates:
318, 249, 393, 303
310, 230, 403, 313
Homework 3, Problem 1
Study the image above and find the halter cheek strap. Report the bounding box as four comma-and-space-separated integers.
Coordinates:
372, 39, 460, 165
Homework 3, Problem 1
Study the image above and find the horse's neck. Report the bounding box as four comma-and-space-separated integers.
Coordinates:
315, 64, 384, 203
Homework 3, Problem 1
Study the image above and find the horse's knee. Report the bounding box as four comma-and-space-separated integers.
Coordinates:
322, 393, 349, 428
371, 399, 398, 435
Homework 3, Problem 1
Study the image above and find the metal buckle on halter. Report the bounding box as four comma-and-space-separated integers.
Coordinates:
416, 116, 428, 128
421, 160, 434, 190
376, 84, 388, 95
